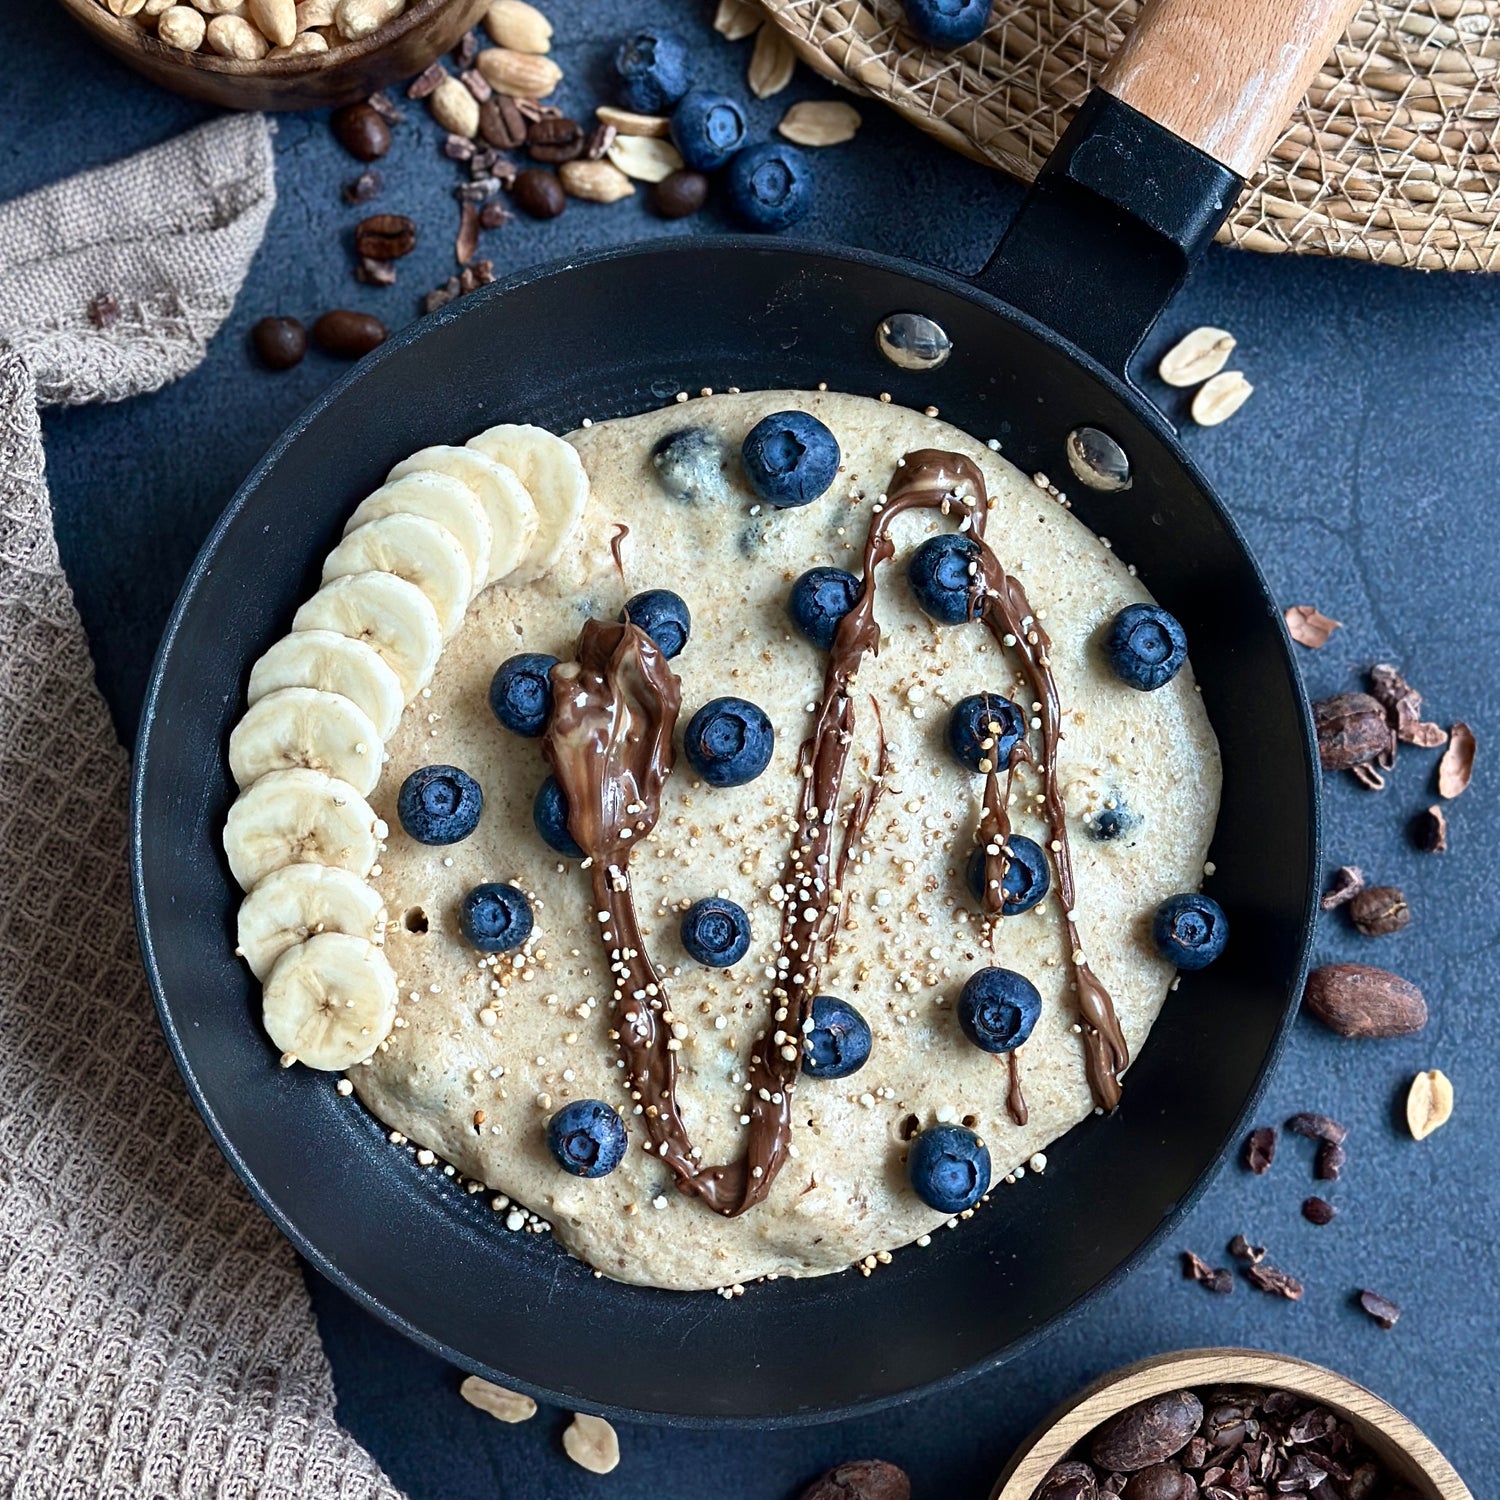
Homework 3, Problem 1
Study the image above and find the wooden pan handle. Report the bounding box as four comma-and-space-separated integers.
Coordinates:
1099, 0, 1362, 177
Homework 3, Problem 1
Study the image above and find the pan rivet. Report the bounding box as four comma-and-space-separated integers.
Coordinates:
876, 313, 952, 371
1066, 427, 1132, 492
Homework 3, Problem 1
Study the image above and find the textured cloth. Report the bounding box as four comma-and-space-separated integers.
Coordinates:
0, 116, 401, 1500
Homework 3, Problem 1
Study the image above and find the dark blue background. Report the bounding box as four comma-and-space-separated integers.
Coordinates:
5, 3, 1495, 1495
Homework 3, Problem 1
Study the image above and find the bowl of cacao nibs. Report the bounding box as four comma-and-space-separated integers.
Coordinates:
57, 0, 488, 111
990, 1349, 1471, 1500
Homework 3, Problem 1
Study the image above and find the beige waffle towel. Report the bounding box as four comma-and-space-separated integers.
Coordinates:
0, 115, 401, 1500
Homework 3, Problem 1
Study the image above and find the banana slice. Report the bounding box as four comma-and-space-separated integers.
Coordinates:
345, 472, 493, 595
247, 629, 405, 741
387, 446, 538, 587
262, 931, 397, 1070
224, 767, 386, 891
229, 686, 383, 795
237, 863, 388, 981
323, 513, 473, 639
292, 571, 442, 700
466, 423, 589, 583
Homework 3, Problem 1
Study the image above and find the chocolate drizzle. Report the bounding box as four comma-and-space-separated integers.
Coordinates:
1006, 1050, 1028, 1127
542, 445, 1131, 1220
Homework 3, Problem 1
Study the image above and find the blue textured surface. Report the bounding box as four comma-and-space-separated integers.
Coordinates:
5, 3, 1498, 1496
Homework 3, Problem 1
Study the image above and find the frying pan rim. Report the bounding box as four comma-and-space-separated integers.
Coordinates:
129, 233, 1321, 1427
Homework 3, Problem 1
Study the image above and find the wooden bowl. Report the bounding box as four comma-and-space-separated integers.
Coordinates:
990, 1349, 1471, 1500
54, 0, 491, 111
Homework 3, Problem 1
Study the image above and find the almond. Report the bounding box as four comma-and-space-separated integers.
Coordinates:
459, 1375, 537, 1424
777, 100, 862, 146
1159, 325, 1236, 386
747, 24, 796, 98
246, 0, 295, 45
1406, 1069, 1453, 1139
562, 1413, 619, 1474
558, 159, 635, 203
476, 46, 562, 98
595, 104, 671, 138
606, 134, 684, 183
1190, 370, 1253, 426
484, 0, 551, 53
430, 75, 480, 138
1303, 963, 1427, 1039
714, 0, 762, 40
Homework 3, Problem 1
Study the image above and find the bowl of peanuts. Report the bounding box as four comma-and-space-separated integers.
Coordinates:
57, 0, 491, 110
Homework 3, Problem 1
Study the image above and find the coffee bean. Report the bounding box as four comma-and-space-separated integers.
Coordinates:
332, 103, 392, 162
1303, 963, 1426, 1038
650, 169, 709, 219
1121, 1463, 1194, 1500
1090, 1391, 1203, 1473
312, 310, 387, 358
528, 115, 584, 163
1346, 885, 1410, 937
480, 96, 528, 149
1035, 1459, 1099, 1500
511, 169, 566, 219
799, 1459, 909, 1500
354, 213, 418, 260
251, 316, 306, 370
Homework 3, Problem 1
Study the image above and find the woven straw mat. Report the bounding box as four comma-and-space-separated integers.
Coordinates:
757, 0, 1500, 272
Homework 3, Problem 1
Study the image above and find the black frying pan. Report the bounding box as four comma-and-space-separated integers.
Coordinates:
131, 0, 1349, 1424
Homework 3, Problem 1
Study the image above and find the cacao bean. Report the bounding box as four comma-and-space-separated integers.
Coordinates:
1090, 1391, 1203, 1473
1346, 885, 1410, 937
1313, 692, 1394, 772
799, 1458, 910, 1500
1302, 963, 1426, 1038
1122, 1464, 1195, 1500
1034, 1459, 1099, 1500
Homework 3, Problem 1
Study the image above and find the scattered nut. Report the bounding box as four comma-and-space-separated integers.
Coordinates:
1405, 1068, 1453, 1140
1190, 370, 1253, 426
431, 75, 481, 138
558, 159, 635, 203
778, 100, 862, 146
594, 104, 672, 137
748, 24, 797, 97
476, 46, 562, 98
459, 1374, 537, 1423
485, 0, 551, 53
1158, 326, 1236, 386
607, 133, 684, 182
714, 0, 763, 40
562, 1412, 619, 1474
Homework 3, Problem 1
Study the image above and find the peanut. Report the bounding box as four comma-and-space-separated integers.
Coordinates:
294, 0, 336, 24
558, 159, 635, 203
270, 29, 328, 53
206, 12, 268, 56
430, 75, 480, 138
104, 0, 148, 15
142, 0, 178, 16
156, 3, 207, 47
191, 0, 247, 14
247, 0, 296, 45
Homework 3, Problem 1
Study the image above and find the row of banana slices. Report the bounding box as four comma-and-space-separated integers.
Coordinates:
222, 424, 590, 1072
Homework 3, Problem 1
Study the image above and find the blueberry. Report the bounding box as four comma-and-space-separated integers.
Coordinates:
741, 411, 840, 509
546, 1099, 627, 1178
488, 652, 557, 737
397, 765, 482, 845
956, 966, 1042, 1054
946, 692, 1025, 772
1086, 804, 1136, 842
459, 882, 534, 953
902, 0, 991, 48
533, 775, 584, 858
907, 1123, 991, 1213
652, 427, 729, 506
620, 588, 690, 659
726, 142, 813, 232
670, 88, 747, 171
965, 834, 1051, 916
683, 696, 775, 787
680, 897, 752, 967
612, 28, 693, 113
907, 533, 981, 624
1151, 892, 1228, 969
1104, 603, 1188, 691
787, 567, 861, 649
801, 995, 872, 1079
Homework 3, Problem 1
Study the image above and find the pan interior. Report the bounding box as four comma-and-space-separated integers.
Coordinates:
133, 241, 1315, 1424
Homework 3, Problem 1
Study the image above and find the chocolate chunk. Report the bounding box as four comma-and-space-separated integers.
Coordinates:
1227, 1234, 1266, 1264
528, 115, 585, 163
354, 213, 418, 260
1285, 1112, 1347, 1146
1303, 964, 1427, 1038
479, 199, 509, 230
1413, 804, 1448, 853
1245, 1264, 1303, 1300
1318, 866, 1364, 910
511, 168, 566, 219
1358, 1289, 1401, 1329
87, 293, 120, 329
1090, 1391, 1204, 1472
331, 102, 391, 162
1033, 1461, 1099, 1500
480, 95, 528, 149
311, 309, 387, 358
1301, 1196, 1336, 1225
343, 170, 384, 204
1283, 605, 1341, 648
1181, 1251, 1233, 1293
799, 1459, 910, 1500
1315, 1140, 1346, 1182
1244, 1126, 1276, 1174
407, 61, 446, 99
1346, 885, 1410, 937
1313, 693, 1395, 773
1437, 721, 1475, 798
251, 315, 305, 370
